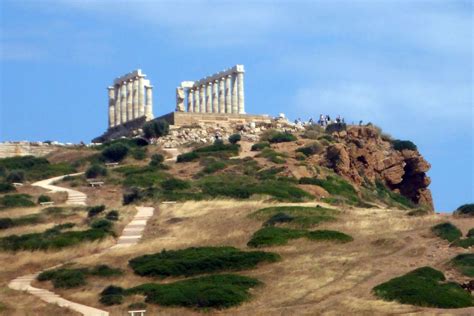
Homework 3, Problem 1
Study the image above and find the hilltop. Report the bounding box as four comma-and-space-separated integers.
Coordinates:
0, 120, 472, 315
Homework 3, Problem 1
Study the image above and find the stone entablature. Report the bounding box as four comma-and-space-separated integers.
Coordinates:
176, 65, 245, 115
108, 69, 154, 130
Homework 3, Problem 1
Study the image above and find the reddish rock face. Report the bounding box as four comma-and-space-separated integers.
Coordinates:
325, 126, 434, 211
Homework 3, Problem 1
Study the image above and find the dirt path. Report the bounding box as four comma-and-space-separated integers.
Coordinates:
8, 174, 155, 316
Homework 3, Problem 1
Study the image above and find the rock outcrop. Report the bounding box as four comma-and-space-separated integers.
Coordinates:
326, 126, 433, 210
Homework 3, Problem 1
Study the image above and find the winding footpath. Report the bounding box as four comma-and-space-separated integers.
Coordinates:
8, 174, 155, 316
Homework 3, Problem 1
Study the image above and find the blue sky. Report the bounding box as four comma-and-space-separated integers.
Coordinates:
0, 0, 472, 211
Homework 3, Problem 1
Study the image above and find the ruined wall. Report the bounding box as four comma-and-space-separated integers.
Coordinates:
0, 142, 58, 158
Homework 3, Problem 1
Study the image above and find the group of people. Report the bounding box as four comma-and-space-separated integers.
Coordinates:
293, 114, 345, 127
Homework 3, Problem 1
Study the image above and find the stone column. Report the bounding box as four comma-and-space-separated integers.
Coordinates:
231, 74, 238, 114
225, 75, 232, 113
199, 85, 205, 113
120, 83, 127, 123
126, 80, 133, 121
145, 85, 153, 120
188, 88, 194, 112
237, 72, 245, 114
132, 79, 139, 119
107, 86, 115, 128
212, 80, 218, 113
114, 85, 121, 126
138, 76, 145, 117
195, 88, 200, 113
206, 83, 212, 113
218, 78, 225, 113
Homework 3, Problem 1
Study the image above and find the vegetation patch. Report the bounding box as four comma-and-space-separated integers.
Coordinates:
115, 165, 170, 188
0, 182, 15, 193
325, 123, 346, 134
0, 194, 35, 209
251, 205, 337, 228
38, 264, 122, 289
391, 139, 417, 151
102, 143, 129, 162
251, 142, 270, 151
431, 222, 462, 242
129, 246, 280, 278
257, 148, 287, 164
268, 132, 297, 143
85, 164, 107, 179
300, 176, 359, 204
374, 181, 415, 209
247, 227, 352, 247
296, 142, 323, 156
0, 214, 43, 230
453, 203, 474, 217
126, 274, 261, 309
373, 266, 473, 308
450, 237, 474, 249
0, 156, 75, 181
143, 120, 169, 139
450, 254, 474, 277
0, 221, 112, 251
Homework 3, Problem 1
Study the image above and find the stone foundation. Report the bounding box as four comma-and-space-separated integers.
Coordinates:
0, 142, 59, 158
156, 111, 271, 127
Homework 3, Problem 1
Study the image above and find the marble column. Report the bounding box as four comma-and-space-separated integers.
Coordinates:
231, 74, 238, 114
138, 76, 145, 117
120, 83, 127, 123
107, 86, 115, 128
187, 88, 194, 112
199, 85, 205, 113
218, 78, 225, 113
237, 72, 245, 114
194, 88, 200, 113
206, 83, 212, 113
132, 79, 139, 119
212, 81, 218, 113
126, 80, 133, 121
114, 85, 121, 126
225, 75, 232, 113
145, 85, 153, 120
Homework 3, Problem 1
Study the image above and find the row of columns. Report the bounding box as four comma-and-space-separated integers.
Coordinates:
108, 73, 153, 129
185, 69, 245, 114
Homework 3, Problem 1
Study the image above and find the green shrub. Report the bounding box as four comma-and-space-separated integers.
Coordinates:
251, 142, 270, 151
90, 219, 113, 231
453, 203, 474, 217
202, 160, 227, 174
128, 302, 147, 310
295, 152, 306, 161
177, 152, 199, 163
263, 213, 295, 227
268, 132, 297, 143
194, 143, 240, 155
87, 205, 106, 218
100, 294, 123, 306
85, 164, 107, 179
101, 285, 125, 296
102, 143, 129, 162
6, 170, 25, 183
229, 134, 241, 144
129, 246, 280, 278
467, 228, 474, 238
296, 142, 323, 156
373, 266, 473, 308
126, 274, 261, 309
300, 176, 359, 204
161, 178, 191, 191
251, 206, 337, 228
149, 154, 164, 167
450, 237, 474, 249
143, 120, 169, 139
132, 148, 147, 160
0, 182, 14, 193
0, 218, 14, 229
247, 227, 352, 247
258, 148, 286, 164
450, 254, 474, 277
37, 195, 51, 204
105, 210, 119, 221
0, 194, 35, 209
392, 139, 417, 151
116, 166, 169, 188
0, 156, 75, 181
123, 187, 141, 205
431, 222, 462, 242
256, 167, 285, 180
325, 123, 346, 134
374, 181, 415, 209
89, 264, 123, 277
38, 268, 87, 288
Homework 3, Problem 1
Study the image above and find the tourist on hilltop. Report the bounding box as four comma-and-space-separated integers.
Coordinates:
309, 117, 314, 125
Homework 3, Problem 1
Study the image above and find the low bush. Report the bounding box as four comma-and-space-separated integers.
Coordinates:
37, 195, 51, 204
295, 152, 306, 161
161, 178, 191, 191
87, 205, 106, 218
116, 165, 170, 188
38, 268, 87, 288
149, 154, 164, 166
100, 294, 123, 306
0, 156, 76, 181
453, 203, 474, 217
194, 143, 240, 156
450, 237, 474, 249
85, 164, 107, 179
256, 167, 285, 180
431, 222, 462, 242
202, 160, 227, 174
373, 266, 473, 308
177, 152, 199, 163
90, 219, 113, 231
251, 142, 270, 151
0, 182, 15, 193
105, 210, 119, 221
374, 181, 415, 209
128, 302, 147, 310
300, 176, 359, 204
258, 148, 286, 164
0, 214, 43, 229
263, 212, 294, 227
303, 125, 324, 139
268, 132, 297, 143
468, 228, 474, 238
0, 194, 35, 209
296, 142, 323, 156
391, 139, 417, 151
325, 123, 346, 134
247, 227, 352, 247
0, 218, 13, 229
129, 246, 280, 278
126, 274, 261, 309
229, 133, 241, 144
251, 206, 337, 228
131, 148, 147, 160
102, 143, 129, 162
450, 254, 474, 277
89, 264, 123, 277
6, 170, 25, 183
143, 120, 169, 139
123, 187, 141, 205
